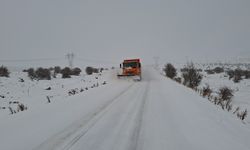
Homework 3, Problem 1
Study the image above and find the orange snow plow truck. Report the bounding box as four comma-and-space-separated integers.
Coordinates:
117, 59, 142, 81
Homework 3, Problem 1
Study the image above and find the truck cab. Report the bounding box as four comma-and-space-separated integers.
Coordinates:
118, 59, 142, 81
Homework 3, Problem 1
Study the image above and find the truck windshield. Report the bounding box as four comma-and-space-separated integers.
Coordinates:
123, 62, 138, 68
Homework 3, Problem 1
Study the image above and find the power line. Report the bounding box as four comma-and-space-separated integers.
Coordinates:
66, 53, 74, 68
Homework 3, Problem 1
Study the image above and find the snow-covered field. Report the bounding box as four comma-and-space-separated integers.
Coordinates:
168, 63, 250, 123
1, 65, 250, 150
0, 68, 109, 117
200, 71, 250, 122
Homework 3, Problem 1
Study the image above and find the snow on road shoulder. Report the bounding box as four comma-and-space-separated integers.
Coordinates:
0, 68, 132, 150
200, 72, 250, 120
139, 68, 250, 150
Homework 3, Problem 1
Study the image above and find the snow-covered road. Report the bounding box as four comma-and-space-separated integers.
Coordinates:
1, 67, 250, 150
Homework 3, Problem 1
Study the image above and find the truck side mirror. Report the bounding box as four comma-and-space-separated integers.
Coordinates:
120, 64, 122, 68
139, 63, 141, 68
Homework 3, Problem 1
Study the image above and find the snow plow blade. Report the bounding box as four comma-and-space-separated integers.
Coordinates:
117, 74, 142, 81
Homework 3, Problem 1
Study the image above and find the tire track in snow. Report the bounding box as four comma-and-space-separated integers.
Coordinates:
128, 81, 150, 150
65, 81, 150, 150
34, 83, 135, 150
62, 82, 149, 150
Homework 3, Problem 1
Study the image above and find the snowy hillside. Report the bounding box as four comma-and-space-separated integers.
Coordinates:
1, 66, 250, 150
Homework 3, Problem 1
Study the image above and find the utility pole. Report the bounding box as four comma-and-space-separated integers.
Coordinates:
66, 52, 74, 68
153, 56, 159, 69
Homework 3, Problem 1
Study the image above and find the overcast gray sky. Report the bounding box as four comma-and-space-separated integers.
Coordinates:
0, 0, 250, 66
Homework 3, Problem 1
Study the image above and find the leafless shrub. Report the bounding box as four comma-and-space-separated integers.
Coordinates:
218, 87, 233, 101
233, 107, 240, 114
226, 69, 249, 82
202, 84, 212, 97
19, 78, 24, 82
205, 67, 224, 75
205, 69, 215, 75
68, 88, 79, 96
237, 109, 247, 120
225, 100, 233, 111
9, 107, 14, 114
45, 87, 51, 90
174, 77, 182, 83
0, 65, 9, 77
244, 70, 250, 79
227, 70, 235, 80
93, 68, 99, 73
27, 68, 36, 80
213, 67, 224, 74
17, 103, 27, 112
71, 67, 81, 76
53, 66, 61, 77
233, 69, 243, 83
61, 67, 71, 78
86, 67, 99, 75
163, 63, 177, 79
54, 66, 61, 73
35, 67, 51, 80
46, 96, 51, 103
86, 67, 94, 75
218, 87, 233, 110
182, 62, 202, 88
